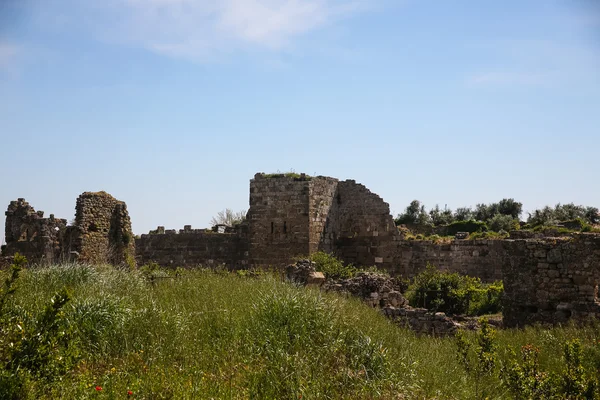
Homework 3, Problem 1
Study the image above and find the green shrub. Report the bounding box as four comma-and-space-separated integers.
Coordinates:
469, 231, 510, 240
501, 339, 598, 399
488, 214, 520, 232
406, 264, 503, 316
456, 320, 498, 399
308, 252, 357, 280
446, 220, 488, 236
0, 255, 78, 384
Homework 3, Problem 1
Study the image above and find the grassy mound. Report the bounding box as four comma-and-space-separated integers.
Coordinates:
2, 264, 600, 399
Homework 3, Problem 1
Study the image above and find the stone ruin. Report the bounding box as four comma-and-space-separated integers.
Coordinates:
2, 172, 600, 329
2, 192, 134, 266
286, 259, 461, 336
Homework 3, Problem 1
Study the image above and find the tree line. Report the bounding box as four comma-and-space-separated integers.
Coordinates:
395, 199, 598, 232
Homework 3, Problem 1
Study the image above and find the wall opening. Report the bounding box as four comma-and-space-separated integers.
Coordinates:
88, 223, 98, 232
284, 221, 287, 234
271, 222, 274, 234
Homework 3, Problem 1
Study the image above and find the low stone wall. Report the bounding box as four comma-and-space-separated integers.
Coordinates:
382, 307, 461, 335
394, 239, 504, 282
136, 227, 248, 268
502, 234, 600, 327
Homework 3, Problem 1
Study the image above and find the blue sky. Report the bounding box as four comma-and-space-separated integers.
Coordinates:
1, 0, 599, 244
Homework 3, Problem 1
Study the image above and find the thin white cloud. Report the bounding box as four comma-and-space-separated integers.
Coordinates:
97, 0, 369, 60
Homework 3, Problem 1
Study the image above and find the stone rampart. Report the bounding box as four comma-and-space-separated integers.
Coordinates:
136, 225, 248, 268
394, 239, 504, 282
502, 234, 600, 327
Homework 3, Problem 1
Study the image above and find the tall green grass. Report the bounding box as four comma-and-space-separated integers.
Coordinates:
2, 264, 600, 399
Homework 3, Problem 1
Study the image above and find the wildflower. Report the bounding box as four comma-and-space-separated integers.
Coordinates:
127, 390, 133, 396
95, 386, 102, 391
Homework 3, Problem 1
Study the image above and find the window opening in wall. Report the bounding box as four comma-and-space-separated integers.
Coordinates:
284, 221, 287, 233
337, 193, 342, 205
88, 223, 98, 232
271, 222, 274, 234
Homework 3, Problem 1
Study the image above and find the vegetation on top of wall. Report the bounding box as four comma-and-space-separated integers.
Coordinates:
445, 220, 488, 236
405, 264, 503, 316
261, 172, 312, 180
468, 230, 510, 240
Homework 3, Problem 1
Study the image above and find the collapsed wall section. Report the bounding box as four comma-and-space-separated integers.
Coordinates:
323, 180, 400, 270
2, 199, 68, 264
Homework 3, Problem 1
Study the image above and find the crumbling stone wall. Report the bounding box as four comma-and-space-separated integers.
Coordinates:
2, 192, 134, 266
308, 177, 339, 254
321, 180, 400, 270
69, 192, 135, 264
136, 224, 248, 268
502, 234, 600, 327
2, 199, 68, 264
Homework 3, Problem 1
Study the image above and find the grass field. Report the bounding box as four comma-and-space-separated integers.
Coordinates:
1, 263, 600, 399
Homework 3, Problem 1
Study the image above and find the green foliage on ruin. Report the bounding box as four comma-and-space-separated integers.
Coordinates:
261, 172, 312, 180
445, 219, 488, 236
405, 264, 503, 316
308, 251, 358, 279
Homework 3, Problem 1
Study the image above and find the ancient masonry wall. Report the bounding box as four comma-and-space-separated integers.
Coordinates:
502, 234, 600, 327
394, 240, 504, 282
135, 225, 248, 268
2, 199, 68, 264
322, 180, 400, 271
2, 193, 134, 266
246, 174, 312, 267
308, 176, 339, 254
71, 192, 135, 264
